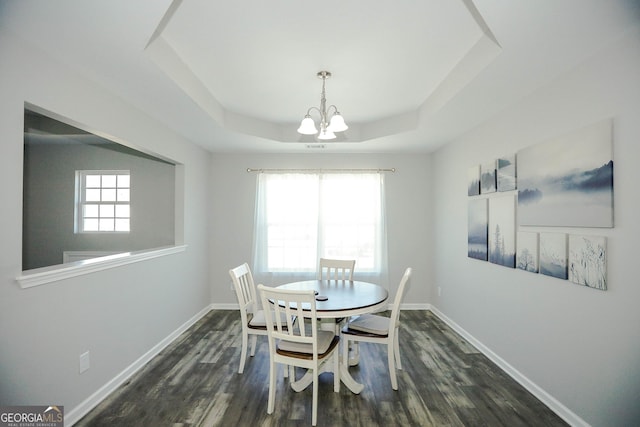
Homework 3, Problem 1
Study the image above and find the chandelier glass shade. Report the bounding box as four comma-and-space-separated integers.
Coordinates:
297, 71, 348, 140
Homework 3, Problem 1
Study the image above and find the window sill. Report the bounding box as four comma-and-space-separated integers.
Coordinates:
16, 245, 187, 289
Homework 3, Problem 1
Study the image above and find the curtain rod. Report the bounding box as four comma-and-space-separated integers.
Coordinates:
246, 168, 395, 173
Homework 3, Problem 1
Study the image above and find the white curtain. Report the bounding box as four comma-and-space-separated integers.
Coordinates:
252, 172, 388, 287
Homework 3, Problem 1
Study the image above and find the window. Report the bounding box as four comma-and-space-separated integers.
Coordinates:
76, 170, 130, 232
253, 172, 387, 276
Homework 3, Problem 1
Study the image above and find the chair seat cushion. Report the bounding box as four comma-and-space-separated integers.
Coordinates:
277, 330, 337, 356
248, 310, 290, 328
346, 314, 390, 336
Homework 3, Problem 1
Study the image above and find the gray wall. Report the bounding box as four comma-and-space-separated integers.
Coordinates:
208, 153, 433, 308
23, 139, 175, 270
0, 28, 211, 418
431, 27, 640, 426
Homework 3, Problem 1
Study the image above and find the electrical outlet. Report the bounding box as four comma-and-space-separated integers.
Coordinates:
79, 351, 90, 374
437, 286, 442, 297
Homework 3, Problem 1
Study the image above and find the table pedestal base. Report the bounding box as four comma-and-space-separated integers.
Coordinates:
289, 331, 364, 394
290, 361, 364, 395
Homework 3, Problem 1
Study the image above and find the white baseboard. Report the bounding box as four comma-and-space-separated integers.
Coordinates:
211, 303, 239, 310
66, 304, 213, 426
428, 306, 589, 427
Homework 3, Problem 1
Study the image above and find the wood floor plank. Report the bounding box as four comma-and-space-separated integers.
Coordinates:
75, 310, 568, 426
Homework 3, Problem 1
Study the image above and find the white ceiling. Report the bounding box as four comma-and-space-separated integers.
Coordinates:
1, 0, 639, 153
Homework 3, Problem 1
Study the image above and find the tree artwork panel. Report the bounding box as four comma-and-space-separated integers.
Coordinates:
517, 119, 613, 227
480, 161, 496, 194
516, 231, 538, 273
468, 198, 488, 260
569, 235, 607, 291
539, 233, 567, 279
468, 165, 480, 196
497, 154, 516, 192
488, 195, 515, 268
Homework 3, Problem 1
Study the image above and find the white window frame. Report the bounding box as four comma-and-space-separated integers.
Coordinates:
75, 170, 131, 233
252, 172, 388, 279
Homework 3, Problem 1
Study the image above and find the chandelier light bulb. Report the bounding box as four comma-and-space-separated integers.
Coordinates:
327, 113, 348, 133
317, 128, 336, 140
297, 116, 318, 135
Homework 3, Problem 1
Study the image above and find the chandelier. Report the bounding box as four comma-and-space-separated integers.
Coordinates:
297, 71, 348, 140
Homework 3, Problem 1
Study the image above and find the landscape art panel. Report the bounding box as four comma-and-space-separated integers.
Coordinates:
517, 119, 613, 227
516, 231, 538, 273
539, 233, 567, 279
480, 161, 496, 194
569, 235, 607, 291
468, 198, 488, 260
497, 154, 517, 192
488, 195, 515, 268
468, 165, 480, 196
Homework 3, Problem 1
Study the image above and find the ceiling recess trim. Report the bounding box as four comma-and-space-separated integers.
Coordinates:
145, 0, 501, 144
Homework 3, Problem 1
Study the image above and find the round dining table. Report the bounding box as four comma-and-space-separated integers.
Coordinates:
276, 279, 388, 394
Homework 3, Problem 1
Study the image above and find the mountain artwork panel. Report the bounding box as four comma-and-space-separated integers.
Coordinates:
497, 154, 516, 192
468, 198, 488, 260
468, 165, 480, 196
539, 233, 567, 280
488, 195, 515, 268
569, 235, 607, 291
516, 231, 538, 273
517, 119, 613, 227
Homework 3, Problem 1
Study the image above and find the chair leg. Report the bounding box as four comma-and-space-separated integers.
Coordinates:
267, 360, 276, 415
249, 334, 258, 356
333, 350, 340, 393
312, 368, 318, 426
239, 330, 248, 374
388, 342, 398, 390
394, 331, 402, 370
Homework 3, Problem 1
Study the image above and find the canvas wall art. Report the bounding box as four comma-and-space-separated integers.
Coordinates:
539, 233, 567, 279
569, 235, 607, 291
516, 231, 538, 273
480, 161, 496, 194
488, 195, 515, 268
468, 198, 488, 260
517, 119, 613, 227
468, 165, 480, 196
497, 154, 517, 192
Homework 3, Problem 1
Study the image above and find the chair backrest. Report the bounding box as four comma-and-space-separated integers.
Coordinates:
229, 263, 258, 317
389, 267, 412, 331
257, 284, 321, 358
317, 258, 355, 280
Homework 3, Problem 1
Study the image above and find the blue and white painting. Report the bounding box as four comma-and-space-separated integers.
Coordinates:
468, 198, 488, 260
488, 195, 515, 268
497, 154, 517, 192
468, 165, 480, 196
517, 120, 613, 227
539, 233, 567, 279
481, 161, 496, 194
569, 235, 607, 291
516, 231, 538, 273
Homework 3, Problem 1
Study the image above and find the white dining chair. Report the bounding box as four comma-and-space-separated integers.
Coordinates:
317, 258, 356, 333
317, 258, 355, 281
229, 263, 291, 375
341, 267, 412, 390
257, 284, 340, 427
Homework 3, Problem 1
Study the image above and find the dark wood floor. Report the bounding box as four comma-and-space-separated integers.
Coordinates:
76, 310, 568, 426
